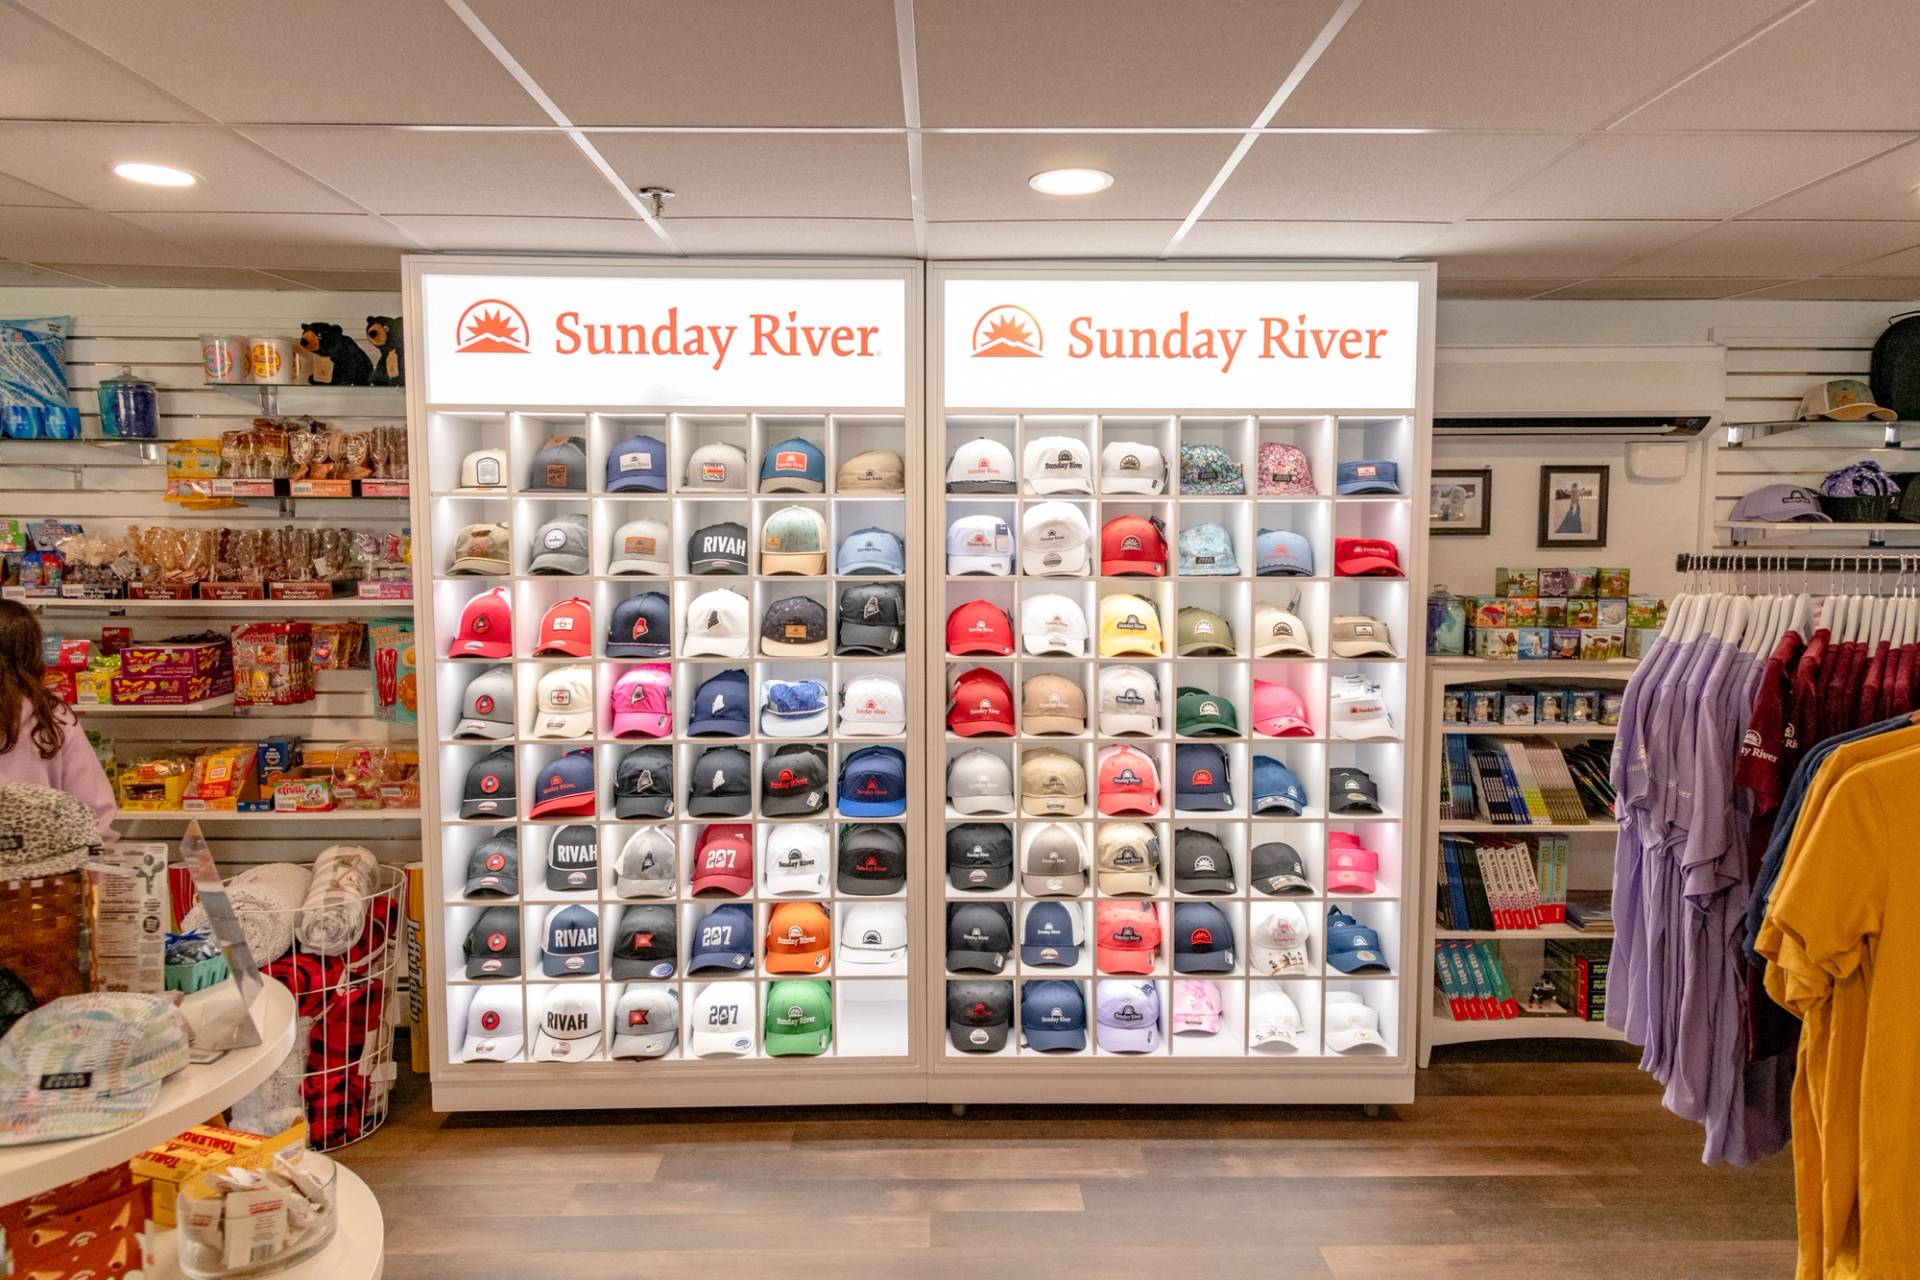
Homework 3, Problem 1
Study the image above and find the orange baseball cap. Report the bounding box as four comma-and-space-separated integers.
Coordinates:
535, 596, 592, 657
765, 901, 832, 973
1097, 745, 1161, 816
1100, 514, 1167, 577
1096, 900, 1162, 975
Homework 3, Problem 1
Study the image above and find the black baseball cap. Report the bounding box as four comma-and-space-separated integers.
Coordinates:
761, 744, 830, 817
1173, 828, 1236, 894
761, 595, 830, 657
1252, 841, 1313, 895
610, 903, 679, 980
463, 905, 521, 979
838, 822, 907, 895
459, 747, 516, 819
607, 591, 671, 657
837, 582, 905, 655
687, 745, 752, 817
946, 822, 1014, 891
1330, 767, 1382, 814
1173, 902, 1236, 973
544, 823, 598, 892
615, 744, 674, 819
947, 979, 1013, 1052
689, 521, 750, 575
947, 902, 1013, 973
463, 829, 518, 896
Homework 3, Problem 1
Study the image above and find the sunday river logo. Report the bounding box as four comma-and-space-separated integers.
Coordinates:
454, 298, 531, 353
971, 305, 1043, 357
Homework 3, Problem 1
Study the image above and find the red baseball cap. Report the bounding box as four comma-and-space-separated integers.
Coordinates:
947, 667, 1016, 737
450, 587, 512, 659
1100, 515, 1167, 577
1334, 537, 1402, 577
534, 596, 592, 657
1096, 745, 1161, 816
946, 600, 1015, 656
1095, 900, 1162, 974
691, 823, 754, 896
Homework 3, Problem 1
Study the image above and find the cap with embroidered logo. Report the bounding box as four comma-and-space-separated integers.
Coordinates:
1330, 766, 1382, 814
1256, 529, 1314, 577
1174, 829, 1237, 894
691, 826, 755, 898
947, 902, 1013, 973
456, 447, 506, 493
540, 903, 600, 977
1100, 440, 1167, 494
532, 665, 593, 739
1251, 902, 1310, 975
837, 822, 907, 895
688, 521, 750, 575
1249, 986, 1304, 1049
1174, 901, 1236, 973
1020, 593, 1089, 656
836, 448, 905, 492
1174, 686, 1238, 737
687, 744, 752, 817
837, 582, 905, 655
613, 825, 676, 894
449, 522, 510, 575
1023, 435, 1093, 494
1095, 822, 1161, 896
1172, 978, 1223, 1035
1097, 664, 1161, 736
763, 978, 833, 1055
1334, 537, 1402, 577
1326, 832, 1380, 894
948, 667, 1015, 738
614, 744, 674, 819
609, 984, 679, 1058
838, 526, 906, 576
1021, 978, 1088, 1050
1021, 822, 1089, 896
1097, 594, 1163, 657
459, 746, 516, 819
1173, 742, 1233, 812
1336, 459, 1400, 495
1331, 679, 1398, 741
529, 748, 595, 818
535, 596, 592, 657
604, 664, 668, 739
1099, 514, 1167, 577
1020, 748, 1087, 817
1176, 607, 1235, 656
763, 822, 829, 896
760, 743, 830, 816
1096, 903, 1162, 976
600, 592, 667, 658
838, 674, 907, 737
1252, 841, 1312, 896
760, 437, 826, 493
1096, 745, 1160, 816
839, 745, 907, 817
1257, 442, 1316, 496
683, 589, 751, 659
689, 668, 750, 736
687, 904, 755, 971
1326, 908, 1391, 975
526, 436, 586, 492
532, 987, 600, 1061
947, 748, 1014, 814
529, 515, 589, 575
947, 978, 1013, 1052
946, 437, 1016, 493
605, 434, 666, 493
1330, 615, 1397, 658
459, 986, 523, 1062
947, 514, 1014, 575
1177, 522, 1239, 576
682, 441, 749, 492
608, 517, 670, 576
841, 901, 908, 965
610, 903, 677, 980
1021, 673, 1087, 735
454, 664, 515, 739
1253, 602, 1314, 657
948, 821, 1014, 891
1020, 904, 1083, 968
464, 904, 520, 979
689, 980, 755, 1056
1253, 680, 1315, 738
766, 902, 832, 974
1021, 501, 1093, 577
463, 829, 518, 896
1253, 755, 1308, 816
1096, 978, 1163, 1052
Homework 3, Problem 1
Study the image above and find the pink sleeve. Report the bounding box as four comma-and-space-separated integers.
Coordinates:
52, 715, 119, 843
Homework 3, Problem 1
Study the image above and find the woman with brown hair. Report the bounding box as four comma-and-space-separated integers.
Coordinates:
0, 600, 116, 840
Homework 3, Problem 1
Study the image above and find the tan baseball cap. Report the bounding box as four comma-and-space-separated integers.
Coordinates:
1330, 615, 1397, 658
449, 523, 510, 575
1019, 748, 1087, 817
1096, 822, 1162, 896
836, 449, 905, 492
1253, 602, 1314, 657
1021, 674, 1087, 735
1021, 822, 1089, 895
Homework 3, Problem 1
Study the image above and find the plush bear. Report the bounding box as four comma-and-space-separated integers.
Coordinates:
300, 322, 373, 386
365, 315, 404, 387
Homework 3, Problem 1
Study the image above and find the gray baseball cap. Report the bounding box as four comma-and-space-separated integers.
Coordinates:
613, 827, 677, 898
454, 664, 515, 739
683, 442, 749, 491
529, 515, 589, 575
526, 436, 586, 492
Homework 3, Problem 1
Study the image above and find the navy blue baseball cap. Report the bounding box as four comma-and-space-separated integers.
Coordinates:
689, 668, 751, 736
1020, 978, 1088, 1051
528, 747, 595, 818
1174, 902, 1236, 973
1336, 459, 1400, 495
1325, 907, 1391, 973
607, 434, 668, 493
1174, 743, 1234, 812
839, 745, 907, 817
1019, 902, 1081, 967
760, 437, 827, 493
606, 591, 671, 657
687, 903, 756, 972
1252, 755, 1308, 816
837, 527, 906, 576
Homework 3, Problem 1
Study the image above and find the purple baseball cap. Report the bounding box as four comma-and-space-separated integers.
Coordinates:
1727, 484, 1831, 524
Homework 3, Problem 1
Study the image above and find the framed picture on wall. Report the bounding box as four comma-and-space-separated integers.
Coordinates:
1538, 465, 1610, 548
1429, 469, 1491, 536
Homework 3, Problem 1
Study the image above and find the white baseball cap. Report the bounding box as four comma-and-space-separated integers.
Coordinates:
1021, 592, 1090, 656
947, 514, 1014, 575
1325, 990, 1386, 1053
948, 748, 1015, 814
1254, 602, 1314, 657
947, 437, 1016, 492
838, 674, 907, 737
1022, 435, 1093, 495
683, 588, 751, 658
1100, 440, 1167, 495
1251, 903, 1311, 975
1249, 986, 1304, 1050
459, 986, 524, 1062
763, 823, 830, 896
689, 981, 756, 1057
840, 901, 908, 965
532, 987, 603, 1062
609, 517, 671, 576
1330, 679, 1398, 741
1021, 502, 1093, 577
683, 442, 749, 491
456, 447, 507, 493
532, 665, 594, 739
613, 828, 676, 898
609, 984, 679, 1059
1097, 664, 1161, 736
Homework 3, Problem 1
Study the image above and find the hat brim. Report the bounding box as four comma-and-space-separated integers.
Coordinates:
1096, 948, 1156, 975
838, 875, 906, 896
605, 475, 667, 494
1022, 551, 1091, 577
683, 640, 749, 660
688, 716, 749, 736
841, 943, 907, 965
1022, 795, 1088, 817
1023, 714, 1086, 735
686, 797, 752, 818
1101, 478, 1164, 495
1103, 557, 1166, 577
1249, 1025, 1301, 1049
1256, 875, 1315, 895
765, 952, 830, 975
1098, 640, 1164, 658
1172, 1012, 1222, 1035
946, 949, 1009, 973
611, 714, 672, 739
763, 873, 828, 897
534, 638, 593, 658
1334, 558, 1402, 577
839, 718, 906, 738
688, 558, 749, 575
459, 1032, 524, 1062
1024, 1027, 1088, 1051
763, 1031, 831, 1056
466, 956, 521, 979
760, 477, 825, 494
686, 950, 753, 973
1333, 720, 1400, 741
951, 866, 1014, 891
1253, 795, 1304, 816
838, 625, 905, 655
529, 793, 595, 819
1019, 944, 1081, 966
613, 875, 675, 896
454, 719, 514, 740
1328, 871, 1379, 894
840, 560, 904, 576
0, 1080, 165, 1142
950, 718, 1016, 738
839, 797, 906, 818
541, 954, 601, 978
1256, 564, 1314, 577
762, 553, 829, 575
1256, 717, 1316, 738
1177, 876, 1237, 895
608, 559, 671, 576
1251, 950, 1307, 976
1813, 404, 1898, 422
451, 639, 513, 660
1336, 481, 1401, 495
950, 794, 1014, 815
948, 555, 1014, 576
1098, 795, 1160, 817
1177, 641, 1235, 657
1020, 872, 1087, 896
450, 556, 511, 576
1173, 793, 1234, 812
1327, 952, 1391, 975
1174, 951, 1236, 974
528, 554, 589, 575
949, 637, 1014, 657
762, 638, 831, 657
1099, 714, 1160, 736
1332, 798, 1383, 815
1022, 634, 1086, 656
1326, 1025, 1388, 1053
762, 711, 831, 738
1255, 639, 1315, 657
610, 957, 677, 981
613, 796, 673, 820
608, 1032, 676, 1058
1097, 872, 1159, 896
949, 1021, 1011, 1051
1028, 477, 1093, 496
690, 1032, 754, 1057
464, 875, 516, 896
459, 797, 513, 819
532, 1031, 600, 1062
534, 711, 595, 739
1097, 1024, 1161, 1052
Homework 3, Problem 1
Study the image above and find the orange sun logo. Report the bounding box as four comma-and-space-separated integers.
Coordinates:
971, 304, 1043, 358
454, 298, 531, 354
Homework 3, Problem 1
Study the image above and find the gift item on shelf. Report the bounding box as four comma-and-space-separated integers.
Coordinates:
174, 1146, 340, 1277
0, 1163, 151, 1276
0, 991, 192, 1145
1437, 564, 1657, 659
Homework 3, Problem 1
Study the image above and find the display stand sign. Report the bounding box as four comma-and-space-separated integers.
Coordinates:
178, 820, 265, 1059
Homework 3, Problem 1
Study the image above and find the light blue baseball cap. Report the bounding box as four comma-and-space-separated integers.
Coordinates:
1336, 459, 1400, 495
1252, 755, 1308, 815
838, 526, 906, 575
1256, 529, 1314, 576
1176, 522, 1239, 576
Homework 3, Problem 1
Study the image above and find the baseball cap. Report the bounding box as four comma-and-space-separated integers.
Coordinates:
0, 994, 193, 1144
946, 438, 1016, 493
1331, 681, 1398, 741
839, 674, 908, 737
947, 979, 1013, 1051
463, 829, 518, 896
1100, 440, 1166, 494
450, 588, 513, 659
1249, 986, 1304, 1049
532, 665, 593, 739
1177, 522, 1239, 576
1251, 902, 1310, 975
613, 826, 676, 895
531, 988, 601, 1061
1799, 377, 1899, 421
1178, 442, 1245, 495
683, 441, 749, 492
605, 434, 667, 493
1255, 529, 1314, 577
765, 902, 832, 974
947, 667, 1015, 738
454, 665, 515, 739
1257, 442, 1315, 496
544, 823, 598, 892
1021, 978, 1088, 1050
1020, 904, 1083, 967
1324, 990, 1387, 1053
1728, 483, 1832, 524
1252, 680, 1315, 738
609, 984, 679, 1058
606, 593, 670, 658
1095, 823, 1161, 896
1023, 435, 1093, 494
684, 590, 751, 659
528, 515, 589, 575
1021, 673, 1087, 735
449, 522, 510, 575
1337, 459, 1400, 495
687, 902, 755, 969
1095, 902, 1161, 975
540, 903, 601, 977
458, 987, 524, 1062
837, 822, 907, 895
760, 507, 829, 575
608, 517, 671, 576
838, 527, 906, 576
1173, 902, 1236, 973
761, 678, 831, 738
688, 521, 750, 575
947, 822, 1014, 891
1252, 756, 1308, 816
763, 823, 830, 896
760, 743, 829, 817
1173, 743, 1232, 812
1326, 832, 1380, 894
760, 437, 826, 493
458, 746, 516, 819
946, 514, 1014, 575
687, 746, 753, 818
1253, 602, 1314, 657
534, 597, 592, 657
763, 979, 833, 1056
526, 436, 586, 492
1021, 822, 1089, 896
614, 745, 674, 819
1100, 514, 1167, 577
1095, 978, 1162, 1052
1174, 686, 1238, 737
689, 980, 756, 1056
1097, 665, 1161, 736
836, 448, 905, 492
688, 668, 750, 737
1172, 979, 1223, 1035
603, 665, 668, 739
1330, 616, 1397, 658
1252, 841, 1313, 895
1330, 767, 1382, 814
837, 582, 905, 655
1096, 745, 1160, 816
1020, 594, 1089, 656
1176, 608, 1235, 657
841, 901, 908, 965
528, 748, 595, 818
947, 748, 1014, 814
455, 447, 506, 493
1097, 594, 1163, 657
1334, 537, 1402, 577
839, 745, 907, 817
1020, 748, 1087, 817
947, 902, 1013, 973
1021, 501, 1093, 577
946, 600, 1014, 657
1174, 829, 1237, 894
464, 904, 520, 978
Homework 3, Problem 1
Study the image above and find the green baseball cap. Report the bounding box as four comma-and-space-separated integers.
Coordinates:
761, 506, 829, 575
763, 979, 834, 1056
1176, 686, 1239, 737
1176, 607, 1235, 656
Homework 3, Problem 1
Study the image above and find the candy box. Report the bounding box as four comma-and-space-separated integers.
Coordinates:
273, 773, 333, 813
111, 673, 222, 705
232, 622, 314, 707
120, 636, 230, 681
256, 736, 303, 777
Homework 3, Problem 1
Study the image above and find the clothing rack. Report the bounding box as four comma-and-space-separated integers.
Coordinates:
1675, 552, 1920, 573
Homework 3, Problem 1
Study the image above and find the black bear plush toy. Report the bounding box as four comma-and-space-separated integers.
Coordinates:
300, 322, 374, 386
365, 315, 404, 387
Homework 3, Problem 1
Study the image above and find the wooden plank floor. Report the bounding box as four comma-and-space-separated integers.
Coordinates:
343, 1043, 1798, 1280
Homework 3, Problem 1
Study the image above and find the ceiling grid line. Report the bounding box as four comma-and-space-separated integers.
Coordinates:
893, 0, 929, 258
1601, 0, 1825, 132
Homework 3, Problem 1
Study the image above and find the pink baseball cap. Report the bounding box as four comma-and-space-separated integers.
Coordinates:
1252, 680, 1315, 737
610, 664, 672, 738
1171, 978, 1223, 1034
1097, 745, 1161, 816
1326, 832, 1380, 894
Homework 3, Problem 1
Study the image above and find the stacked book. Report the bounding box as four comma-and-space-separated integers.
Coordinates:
1433, 940, 1522, 1020
1439, 736, 1612, 825
1545, 938, 1612, 1021
1436, 835, 1572, 931
1565, 890, 1615, 932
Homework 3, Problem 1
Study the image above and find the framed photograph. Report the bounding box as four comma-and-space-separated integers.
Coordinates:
1429, 468, 1491, 536
1538, 465, 1610, 548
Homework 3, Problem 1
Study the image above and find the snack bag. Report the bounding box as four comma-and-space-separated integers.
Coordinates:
369, 620, 416, 724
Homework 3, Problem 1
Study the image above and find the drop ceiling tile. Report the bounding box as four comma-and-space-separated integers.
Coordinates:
1619, 0, 1920, 131
110, 212, 413, 271
465, 0, 904, 126
1836, 242, 1920, 274
1745, 138, 1920, 220
244, 129, 630, 218
922, 134, 1236, 222
1273, 0, 1787, 128
591, 133, 911, 219
0, 171, 77, 208
915, 0, 1345, 126
1538, 276, 1789, 300
16, 0, 548, 125
0, 124, 358, 214
35, 263, 297, 289
925, 220, 1183, 258
1176, 220, 1450, 258
0, 261, 107, 287
666, 219, 919, 256
0, 7, 199, 122
265, 269, 404, 293
1436, 278, 1577, 299
1741, 277, 1920, 301
1209, 133, 1576, 223
1608, 220, 1920, 277
384, 215, 669, 255
1415, 220, 1711, 277
0, 207, 224, 266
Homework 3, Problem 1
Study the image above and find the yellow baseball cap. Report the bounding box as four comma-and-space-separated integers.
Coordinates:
1098, 593, 1164, 657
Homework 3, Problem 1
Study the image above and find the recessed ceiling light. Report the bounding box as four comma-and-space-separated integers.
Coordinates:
112, 162, 196, 188
1030, 167, 1113, 196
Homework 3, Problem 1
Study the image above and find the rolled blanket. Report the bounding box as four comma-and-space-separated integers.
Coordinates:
295, 845, 376, 956
179, 862, 311, 964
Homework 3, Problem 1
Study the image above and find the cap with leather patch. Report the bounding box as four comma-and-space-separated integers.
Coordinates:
947, 821, 1014, 891
451, 588, 513, 660
1021, 673, 1087, 735
839, 674, 907, 737
526, 436, 586, 492
1019, 748, 1087, 817
543, 823, 598, 893
1177, 522, 1239, 576
449, 522, 511, 575
683, 441, 749, 491
528, 515, 589, 575
1022, 435, 1092, 494
464, 904, 520, 979
1178, 442, 1245, 495
608, 517, 671, 576
606, 592, 670, 658
759, 437, 826, 493
540, 903, 600, 977
454, 664, 515, 739
1095, 902, 1162, 975
1020, 594, 1089, 656
761, 506, 830, 575
1176, 607, 1235, 656
1100, 440, 1166, 494
836, 448, 905, 492
946, 437, 1016, 493
1021, 822, 1089, 896
605, 434, 666, 493
1330, 615, 1396, 658
1100, 514, 1167, 577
